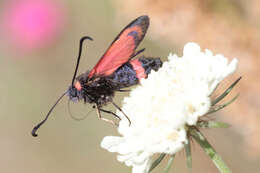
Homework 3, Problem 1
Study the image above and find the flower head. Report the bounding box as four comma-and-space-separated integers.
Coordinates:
101, 42, 238, 173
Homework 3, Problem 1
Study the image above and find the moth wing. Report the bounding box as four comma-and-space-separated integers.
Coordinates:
88, 15, 149, 78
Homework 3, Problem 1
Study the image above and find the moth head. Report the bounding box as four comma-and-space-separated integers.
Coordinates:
67, 80, 83, 102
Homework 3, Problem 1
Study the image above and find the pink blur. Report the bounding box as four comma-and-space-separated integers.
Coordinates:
2, 0, 66, 51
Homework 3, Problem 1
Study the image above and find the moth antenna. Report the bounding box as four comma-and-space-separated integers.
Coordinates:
31, 92, 67, 137
71, 36, 93, 86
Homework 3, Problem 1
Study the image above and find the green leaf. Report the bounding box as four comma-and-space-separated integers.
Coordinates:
190, 128, 232, 173
212, 76, 241, 106
163, 155, 175, 173
185, 140, 192, 171
207, 94, 239, 115
148, 153, 166, 172
197, 121, 230, 128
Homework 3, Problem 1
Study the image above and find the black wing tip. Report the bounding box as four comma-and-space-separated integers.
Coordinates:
138, 15, 149, 19
131, 15, 149, 23
136, 15, 149, 24
132, 15, 149, 33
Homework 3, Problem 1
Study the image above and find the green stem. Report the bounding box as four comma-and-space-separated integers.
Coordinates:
184, 140, 192, 171
148, 153, 166, 172
207, 94, 239, 115
190, 128, 232, 173
212, 76, 241, 106
163, 155, 175, 173
197, 121, 230, 128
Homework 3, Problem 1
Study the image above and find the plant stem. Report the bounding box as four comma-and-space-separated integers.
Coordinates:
185, 140, 192, 171
212, 76, 241, 106
163, 155, 175, 173
148, 153, 166, 172
190, 128, 232, 173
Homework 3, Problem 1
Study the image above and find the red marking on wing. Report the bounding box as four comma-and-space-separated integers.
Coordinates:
88, 16, 149, 78
130, 59, 146, 79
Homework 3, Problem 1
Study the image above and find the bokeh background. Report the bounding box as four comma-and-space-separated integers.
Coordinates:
0, 0, 259, 172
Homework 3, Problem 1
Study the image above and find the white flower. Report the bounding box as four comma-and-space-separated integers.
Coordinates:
101, 42, 238, 173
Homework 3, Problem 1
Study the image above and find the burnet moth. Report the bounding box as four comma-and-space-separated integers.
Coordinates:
32, 15, 162, 137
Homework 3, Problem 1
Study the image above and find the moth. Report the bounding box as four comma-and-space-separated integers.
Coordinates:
32, 15, 162, 137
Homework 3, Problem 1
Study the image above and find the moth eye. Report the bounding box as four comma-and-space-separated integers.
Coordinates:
70, 88, 77, 97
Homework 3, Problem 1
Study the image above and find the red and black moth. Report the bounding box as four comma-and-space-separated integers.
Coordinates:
32, 15, 162, 137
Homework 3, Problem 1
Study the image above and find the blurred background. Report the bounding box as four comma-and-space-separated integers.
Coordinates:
0, 0, 259, 172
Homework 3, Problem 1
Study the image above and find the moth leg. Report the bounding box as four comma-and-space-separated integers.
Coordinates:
95, 104, 118, 126
99, 108, 121, 120
111, 101, 131, 126
130, 48, 145, 59
117, 89, 131, 92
